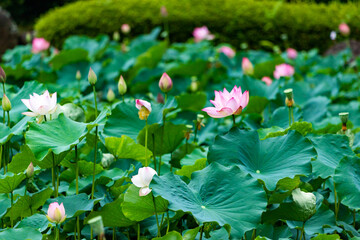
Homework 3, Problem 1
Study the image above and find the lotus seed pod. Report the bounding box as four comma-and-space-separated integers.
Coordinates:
339, 112, 349, 124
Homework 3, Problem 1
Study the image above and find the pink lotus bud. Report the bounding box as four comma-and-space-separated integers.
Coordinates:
121, 24, 131, 34
160, 6, 168, 17
273, 64, 295, 79
193, 26, 214, 42
202, 86, 249, 118
107, 88, 115, 102
32, 38, 50, 53
76, 70, 81, 81
21, 90, 57, 117
242, 58, 254, 75
88, 67, 97, 85
286, 48, 297, 59
26, 162, 34, 178
131, 167, 158, 196
136, 99, 152, 120
118, 75, 127, 95
47, 202, 66, 224
339, 23, 350, 36
219, 46, 235, 58
261, 76, 272, 86
159, 72, 173, 93
157, 93, 164, 104
2, 94, 11, 112
0, 66, 6, 83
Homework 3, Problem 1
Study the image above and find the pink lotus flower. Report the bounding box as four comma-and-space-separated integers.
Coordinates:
193, 26, 214, 42
261, 76, 272, 86
219, 46, 235, 58
159, 72, 173, 93
32, 38, 50, 53
131, 167, 158, 196
121, 24, 131, 34
273, 64, 295, 79
160, 6, 168, 17
21, 90, 57, 117
202, 86, 249, 118
242, 57, 254, 75
339, 23, 350, 36
286, 48, 297, 59
47, 202, 66, 224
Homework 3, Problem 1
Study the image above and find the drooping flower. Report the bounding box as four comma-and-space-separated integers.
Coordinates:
32, 38, 50, 53
136, 99, 152, 120
159, 72, 173, 93
21, 90, 57, 118
286, 48, 298, 59
273, 63, 294, 79
121, 24, 131, 34
261, 76, 272, 86
219, 46, 235, 58
193, 26, 214, 42
242, 57, 254, 75
131, 167, 158, 196
202, 86, 249, 118
339, 23, 350, 36
47, 202, 66, 224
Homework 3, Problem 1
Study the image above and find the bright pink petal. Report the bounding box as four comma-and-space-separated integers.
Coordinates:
202, 107, 233, 118
240, 91, 249, 109
225, 97, 239, 112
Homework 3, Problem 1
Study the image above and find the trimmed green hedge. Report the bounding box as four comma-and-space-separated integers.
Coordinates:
35, 0, 360, 51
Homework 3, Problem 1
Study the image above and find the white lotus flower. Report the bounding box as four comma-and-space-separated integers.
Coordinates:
131, 167, 157, 196
21, 90, 57, 118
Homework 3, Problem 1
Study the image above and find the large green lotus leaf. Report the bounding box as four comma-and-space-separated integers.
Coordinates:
44, 193, 99, 218
105, 136, 152, 165
121, 184, 168, 222
0, 195, 11, 218
103, 101, 163, 140
63, 35, 109, 60
0, 172, 26, 193
258, 122, 313, 140
0, 116, 30, 144
26, 114, 88, 161
0, 81, 45, 123
6, 188, 53, 220
151, 163, 267, 238
244, 96, 269, 114
312, 234, 341, 240
334, 156, 360, 210
167, 59, 208, 76
0, 227, 42, 240
176, 92, 207, 111
153, 231, 183, 240
309, 134, 354, 178
16, 214, 49, 232
207, 129, 315, 190
137, 123, 186, 155
49, 49, 88, 70
85, 197, 134, 227
302, 96, 330, 123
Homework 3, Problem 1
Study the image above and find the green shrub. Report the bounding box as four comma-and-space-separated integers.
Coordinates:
35, 0, 360, 51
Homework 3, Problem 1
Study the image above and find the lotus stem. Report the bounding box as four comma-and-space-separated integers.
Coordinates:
113, 227, 115, 240
152, 193, 161, 237
159, 115, 166, 175
354, 209, 356, 229
93, 85, 98, 118
199, 225, 204, 240
251, 229, 256, 240
291, 107, 295, 123
152, 133, 157, 171
91, 126, 98, 199
6, 111, 10, 127
288, 107, 292, 127
299, 221, 305, 240
75, 145, 79, 195
166, 210, 170, 234
164, 93, 168, 103
52, 152, 56, 196
232, 115, 236, 127
145, 119, 148, 166
2, 83, 5, 124
55, 224, 60, 240
137, 223, 140, 240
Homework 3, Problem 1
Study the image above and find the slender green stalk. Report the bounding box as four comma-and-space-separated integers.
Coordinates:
137, 223, 140, 240
24, 179, 27, 196
152, 133, 157, 171
93, 85, 98, 117
145, 119, 148, 166
77, 217, 80, 240
299, 222, 305, 240
113, 227, 116, 240
291, 107, 295, 123
55, 224, 60, 240
52, 153, 56, 196
199, 225, 204, 240
164, 18, 170, 43
288, 107, 292, 127
6, 111, 10, 127
159, 115, 166, 175
251, 229, 256, 240
2, 83, 5, 124
10, 191, 13, 206
166, 211, 170, 234
122, 95, 125, 102
56, 164, 60, 197
75, 145, 79, 195
164, 93, 168, 103
91, 126, 98, 199
232, 115, 236, 127
193, 124, 198, 143
152, 193, 161, 237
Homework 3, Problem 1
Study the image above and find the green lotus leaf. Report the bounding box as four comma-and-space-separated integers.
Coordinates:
0, 172, 26, 193
151, 163, 267, 238
16, 214, 49, 232
153, 231, 183, 240
0, 227, 42, 240
208, 129, 315, 190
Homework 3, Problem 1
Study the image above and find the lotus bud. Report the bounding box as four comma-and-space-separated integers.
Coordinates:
261, 76, 272, 86
0, 66, 6, 83
284, 89, 294, 107
25, 32, 32, 43
190, 77, 199, 92
118, 75, 127, 95
121, 24, 131, 34
2, 94, 11, 112
292, 188, 316, 221
113, 31, 120, 42
76, 70, 81, 81
88, 68, 97, 85
159, 72, 173, 93
107, 88, 115, 102
160, 6, 168, 17
88, 216, 105, 239
101, 153, 115, 168
286, 48, 298, 59
26, 162, 34, 178
339, 112, 349, 131
185, 125, 193, 140
242, 57, 254, 75
339, 23, 350, 36
47, 202, 66, 224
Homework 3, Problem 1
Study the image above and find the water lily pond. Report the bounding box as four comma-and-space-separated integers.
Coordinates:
0, 27, 359, 240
